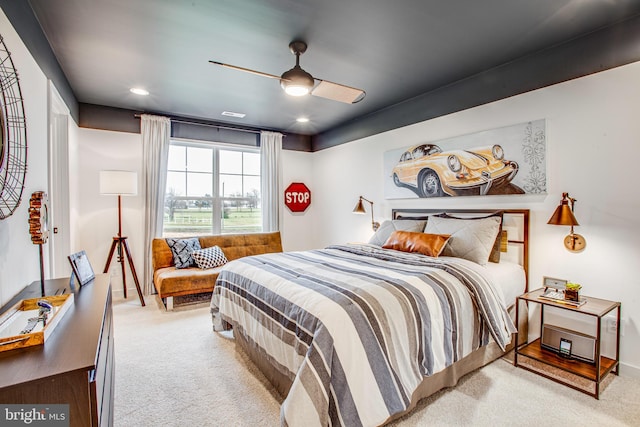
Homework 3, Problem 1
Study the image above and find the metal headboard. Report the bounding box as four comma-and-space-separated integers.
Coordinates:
391, 208, 530, 291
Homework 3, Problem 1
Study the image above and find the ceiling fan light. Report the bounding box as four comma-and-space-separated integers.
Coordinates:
284, 85, 310, 96
280, 66, 314, 97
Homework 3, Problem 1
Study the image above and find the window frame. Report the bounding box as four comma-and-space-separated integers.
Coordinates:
164, 138, 261, 236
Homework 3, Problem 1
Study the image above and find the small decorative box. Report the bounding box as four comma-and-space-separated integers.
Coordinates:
564, 283, 582, 302
564, 289, 579, 302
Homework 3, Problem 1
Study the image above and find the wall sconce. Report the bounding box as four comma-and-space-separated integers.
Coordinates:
353, 196, 380, 231
547, 192, 586, 252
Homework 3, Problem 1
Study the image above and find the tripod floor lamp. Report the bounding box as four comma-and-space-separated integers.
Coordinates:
100, 170, 145, 306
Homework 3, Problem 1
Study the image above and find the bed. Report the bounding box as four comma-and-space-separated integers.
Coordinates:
210, 209, 529, 426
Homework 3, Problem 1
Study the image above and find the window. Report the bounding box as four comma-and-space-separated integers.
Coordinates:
163, 140, 261, 237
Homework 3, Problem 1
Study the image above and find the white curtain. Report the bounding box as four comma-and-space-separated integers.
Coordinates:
260, 131, 282, 232
141, 114, 171, 295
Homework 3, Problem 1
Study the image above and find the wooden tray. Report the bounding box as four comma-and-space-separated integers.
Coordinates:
0, 293, 74, 352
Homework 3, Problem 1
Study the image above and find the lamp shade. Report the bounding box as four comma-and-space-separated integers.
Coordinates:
353, 197, 366, 214
100, 170, 138, 195
547, 201, 579, 226
352, 196, 380, 231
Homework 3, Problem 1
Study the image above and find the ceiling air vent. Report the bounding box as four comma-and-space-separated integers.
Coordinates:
221, 111, 246, 118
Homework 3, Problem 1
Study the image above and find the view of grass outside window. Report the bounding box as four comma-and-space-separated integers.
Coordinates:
163, 141, 262, 237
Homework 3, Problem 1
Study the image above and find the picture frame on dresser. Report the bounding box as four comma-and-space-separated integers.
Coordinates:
68, 250, 95, 286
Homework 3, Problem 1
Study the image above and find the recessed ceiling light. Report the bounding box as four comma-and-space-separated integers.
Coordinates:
221, 111, 246, 118
130, 88, 149, 96
296, 117, 309, 123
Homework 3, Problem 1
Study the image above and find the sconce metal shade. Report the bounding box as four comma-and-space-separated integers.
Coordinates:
353, 196, 380, 231
547, 201, 579, 226
353, 198, 367, 214
547, 193, 585, 252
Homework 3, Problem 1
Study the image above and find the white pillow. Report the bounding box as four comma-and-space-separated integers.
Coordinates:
192, 246, 228, 269
424, 215, 501, 265
368, 219, 427, 246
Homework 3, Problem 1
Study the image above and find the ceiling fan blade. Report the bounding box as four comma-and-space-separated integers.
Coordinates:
209, 60, 281, 80
311, 79, 366, 104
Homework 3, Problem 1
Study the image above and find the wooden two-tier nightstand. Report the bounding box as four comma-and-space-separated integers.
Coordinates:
514, 288, 621, 399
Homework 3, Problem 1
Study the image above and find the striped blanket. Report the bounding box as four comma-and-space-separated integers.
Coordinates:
210, 244, 516, 427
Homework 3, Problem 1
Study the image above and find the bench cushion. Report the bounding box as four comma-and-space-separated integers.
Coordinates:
153, 266, 225, 298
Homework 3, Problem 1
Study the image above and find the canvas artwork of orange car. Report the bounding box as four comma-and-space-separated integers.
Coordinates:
390, 144, 519, 197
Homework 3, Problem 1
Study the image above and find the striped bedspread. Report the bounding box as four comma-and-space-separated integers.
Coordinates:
210, 244, 516, 427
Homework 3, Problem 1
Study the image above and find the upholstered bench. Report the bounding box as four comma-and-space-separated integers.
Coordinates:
152, 231, 282, 309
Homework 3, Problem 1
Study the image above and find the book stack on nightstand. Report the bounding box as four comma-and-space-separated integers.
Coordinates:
514, 288, 621, 399
538, 287, 587, 307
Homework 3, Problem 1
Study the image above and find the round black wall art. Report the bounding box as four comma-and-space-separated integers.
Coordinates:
0, 33, 28, 220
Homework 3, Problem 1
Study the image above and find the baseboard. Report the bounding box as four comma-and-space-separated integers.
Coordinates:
620, 362, 640, 379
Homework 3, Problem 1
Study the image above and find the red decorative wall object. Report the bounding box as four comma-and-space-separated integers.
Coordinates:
284, 182, 311, 213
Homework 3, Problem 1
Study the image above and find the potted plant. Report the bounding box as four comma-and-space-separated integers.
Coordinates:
565, 283, 582, 302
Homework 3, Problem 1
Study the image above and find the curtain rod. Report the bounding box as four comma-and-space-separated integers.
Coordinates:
133, 113, 284, 136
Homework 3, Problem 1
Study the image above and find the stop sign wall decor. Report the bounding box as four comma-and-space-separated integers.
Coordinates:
284, 182, 311, 212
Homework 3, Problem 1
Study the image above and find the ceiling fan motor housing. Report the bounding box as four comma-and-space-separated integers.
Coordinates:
280, 66, 314, 95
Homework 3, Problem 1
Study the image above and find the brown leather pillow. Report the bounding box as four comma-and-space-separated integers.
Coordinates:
382, 231, 451, 257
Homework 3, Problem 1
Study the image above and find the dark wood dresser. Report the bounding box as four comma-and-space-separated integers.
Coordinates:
0, 274, 114, 426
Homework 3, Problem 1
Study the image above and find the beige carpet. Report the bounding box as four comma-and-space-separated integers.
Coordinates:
112, 296, 640, 426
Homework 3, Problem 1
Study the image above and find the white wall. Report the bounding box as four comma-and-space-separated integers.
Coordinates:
309, 61, 640, 376
75, 128, 144, 297
281, 150, 315, 251
0, 12, 51, 306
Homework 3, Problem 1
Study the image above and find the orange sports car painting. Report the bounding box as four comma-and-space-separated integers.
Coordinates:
390, 144, 519, 197
384, 120, 546, 199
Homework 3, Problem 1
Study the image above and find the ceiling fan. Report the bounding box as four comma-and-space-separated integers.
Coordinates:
209, 41, 366, 104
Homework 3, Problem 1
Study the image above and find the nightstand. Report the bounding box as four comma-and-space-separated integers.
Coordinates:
514, 288, 621, 399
